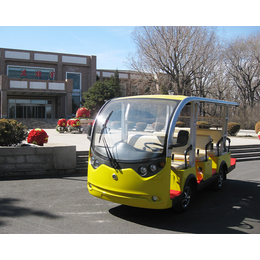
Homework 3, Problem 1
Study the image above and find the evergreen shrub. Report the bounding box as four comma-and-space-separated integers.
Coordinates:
0, 119, 28, 146
176, 121, 186, 127
136, 122, 147, 131
197, 121, 211, 129
152, 122, 164, 131
228, 122, 240, 136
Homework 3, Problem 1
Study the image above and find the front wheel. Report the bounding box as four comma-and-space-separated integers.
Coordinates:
174, 182, 194, 213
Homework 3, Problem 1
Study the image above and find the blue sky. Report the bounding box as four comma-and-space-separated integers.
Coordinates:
0, 26, 136, 70
1, 26, 260, 70
1, 2, 260, 70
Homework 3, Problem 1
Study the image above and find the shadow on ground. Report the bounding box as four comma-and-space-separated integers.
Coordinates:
0, 197, 60, 227
109, 179, 260, 234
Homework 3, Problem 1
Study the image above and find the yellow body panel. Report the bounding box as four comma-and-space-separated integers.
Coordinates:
171, 166, 196, 191
87, 157, 173, 209
170, 171, 181, 192
210, 153, 231, 172
195, 160, 213, 180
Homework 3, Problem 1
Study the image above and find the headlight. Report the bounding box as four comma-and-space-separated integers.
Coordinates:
150, 164, 157, 172
91, 156, 100, 169
139, 166, 148, 176
93, 159, 100, 169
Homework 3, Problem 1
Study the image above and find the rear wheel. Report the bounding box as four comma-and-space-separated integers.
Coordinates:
212, 166, 225, 191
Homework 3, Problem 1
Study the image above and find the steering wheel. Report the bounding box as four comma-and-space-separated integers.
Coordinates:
144, 142, 164, 152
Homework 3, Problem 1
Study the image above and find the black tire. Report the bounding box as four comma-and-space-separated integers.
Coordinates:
212, 166, 225, 191
174, 182, 194, 213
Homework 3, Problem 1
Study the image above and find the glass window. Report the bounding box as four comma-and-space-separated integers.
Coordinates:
72, 95, 80, 114
7, 99, 52, 119
66, 72, 81, 91
31, 100, 47, 104
9, 105, 15, 118
92, 98, 179, 161
27, 106, 35, 118
16, 106, 25, 118
16, 99, 30, 104
38, 106, 45, 118
46, 106, 52, 118
7, 66, 54, 80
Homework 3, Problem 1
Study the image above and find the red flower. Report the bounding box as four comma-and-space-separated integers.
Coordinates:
57, 118, 67, 127
69, 118, 81, 127
76, 107, 90, 118
27, 128, 48, 146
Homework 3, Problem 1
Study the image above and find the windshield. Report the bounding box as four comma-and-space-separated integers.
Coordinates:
91, 98, 179, 162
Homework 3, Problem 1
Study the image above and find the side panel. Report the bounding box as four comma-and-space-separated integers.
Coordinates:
195, 160, 213, 180
210, 153, 231, 173
87, 157, 173, 209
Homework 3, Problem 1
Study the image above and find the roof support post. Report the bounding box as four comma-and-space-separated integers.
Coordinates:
189, 101, 199, 167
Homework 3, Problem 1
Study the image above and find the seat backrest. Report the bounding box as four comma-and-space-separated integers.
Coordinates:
197, 129, 222, 144
196, 135, 212, 150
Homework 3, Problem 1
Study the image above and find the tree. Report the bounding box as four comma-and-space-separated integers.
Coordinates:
128, 26, 220, 96
82, 72, 121, 116
225, 35, 260, 108
112, 70, 122, 97
224, 33, 260, 128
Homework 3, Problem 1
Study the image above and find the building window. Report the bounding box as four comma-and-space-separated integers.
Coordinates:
7, 66, 55, 80
66, 72, 82, 114
72, 95, 80, 114
66, 72, 81, 91
8, 99, 53, 119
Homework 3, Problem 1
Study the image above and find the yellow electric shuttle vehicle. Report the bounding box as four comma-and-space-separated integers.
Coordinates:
87, 95, 238, 212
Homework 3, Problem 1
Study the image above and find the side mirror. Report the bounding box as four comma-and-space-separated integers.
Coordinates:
86, 124, 93, 140
169, 130, 189, 149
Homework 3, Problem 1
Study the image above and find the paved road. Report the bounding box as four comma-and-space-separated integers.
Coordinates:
0, 160, 259, 234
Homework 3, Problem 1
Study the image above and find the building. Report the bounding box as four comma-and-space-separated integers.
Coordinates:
96, 69, 144, 96
0, 48, 96, 119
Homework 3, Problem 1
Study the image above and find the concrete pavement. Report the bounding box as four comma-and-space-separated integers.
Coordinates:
44, 129, 90, 151
230, 129, 259, 146
1, 160, 260, 234
40, 128, 260, 151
